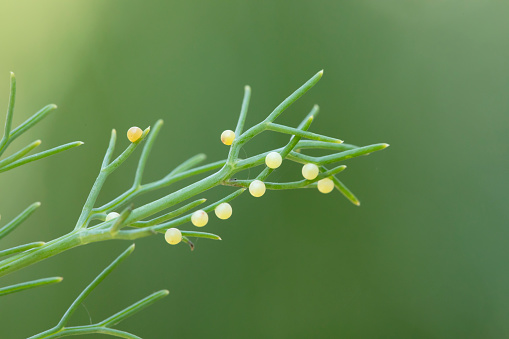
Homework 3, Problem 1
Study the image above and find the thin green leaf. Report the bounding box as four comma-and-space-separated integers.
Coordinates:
331, 175, 360, 206
168, 153, 207, 177
134, 120, 163, 186
234, 85, 251, 136
0, 202, 40, 240
0, 72, 17, 156
99, 290, 169, 327
0, 140, 41, 168
181, 231, 222, 240
265, 70, 323, 123
295, 140, 358, 151
9, 103, 57, 142
0, 242, 45, 258
267, 122, 343, 143
102, 129, 117, 169
0, 276, 62, 297
0, 141, 84, 173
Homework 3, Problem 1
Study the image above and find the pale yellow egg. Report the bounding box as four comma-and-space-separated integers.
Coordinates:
302, 163, 319, 180
317, 178, 334, 194
165, 228, 182, 245
221, 130, 235, 146
249, 180, 266, 197
191, 210, 209, 227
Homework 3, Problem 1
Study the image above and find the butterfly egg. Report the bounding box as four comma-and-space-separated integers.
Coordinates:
165, 228, 182, 245
105, 212, 120, 221
317, 178, 334, 194
265, 152, 282, 169
302, 163, 319, 180
221, 130, 235, 146
249, 180, 266, 197
191, 210, 208, 227
127, 126, 143, 142
215, 202, 232, 220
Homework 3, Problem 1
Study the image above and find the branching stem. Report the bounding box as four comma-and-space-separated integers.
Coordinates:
0, 70, 388, 285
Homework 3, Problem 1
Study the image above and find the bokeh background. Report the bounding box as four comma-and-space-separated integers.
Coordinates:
0, 1, 508, 338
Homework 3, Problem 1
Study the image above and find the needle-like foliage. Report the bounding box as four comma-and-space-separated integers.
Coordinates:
29, 245, 169, 339
0, 71, 388, 338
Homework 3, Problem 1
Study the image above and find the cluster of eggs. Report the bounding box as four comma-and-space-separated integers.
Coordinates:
220, 130, 335, 196
116, 127, 337, 246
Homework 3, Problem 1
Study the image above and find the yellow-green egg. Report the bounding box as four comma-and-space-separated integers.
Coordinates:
165, 228, 182, 245
127, 126, 143, 142
215, 202, 232, 219
302, 163, 319, 180
265, 152, 282, 169
221, 130, 235, 146
249, 180, 266, 197
191, 210, 208, 227
317, 178, 334, 194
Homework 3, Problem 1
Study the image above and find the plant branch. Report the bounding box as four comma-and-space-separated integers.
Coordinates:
0, 70, 389, 280
29, 245, 168, 339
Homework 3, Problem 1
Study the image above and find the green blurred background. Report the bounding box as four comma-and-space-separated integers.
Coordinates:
0, 1, 508, 338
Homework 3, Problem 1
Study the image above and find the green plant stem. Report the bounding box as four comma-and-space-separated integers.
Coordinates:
75, 128, 149, 230
30, 327, 142, 339
93, 159, 225, 213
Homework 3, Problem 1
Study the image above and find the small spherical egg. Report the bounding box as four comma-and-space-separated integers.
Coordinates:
265, 152, 282, 169
249, 180, 266, 197
191, 210, 208, 227
302, 163, 319, 180
105, 212, 120, 221
165, 228, 182, 245
215, 202, 232, 220
127, 127, 143, 142
221, 130, 235, 145
317, 178, 334, 194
